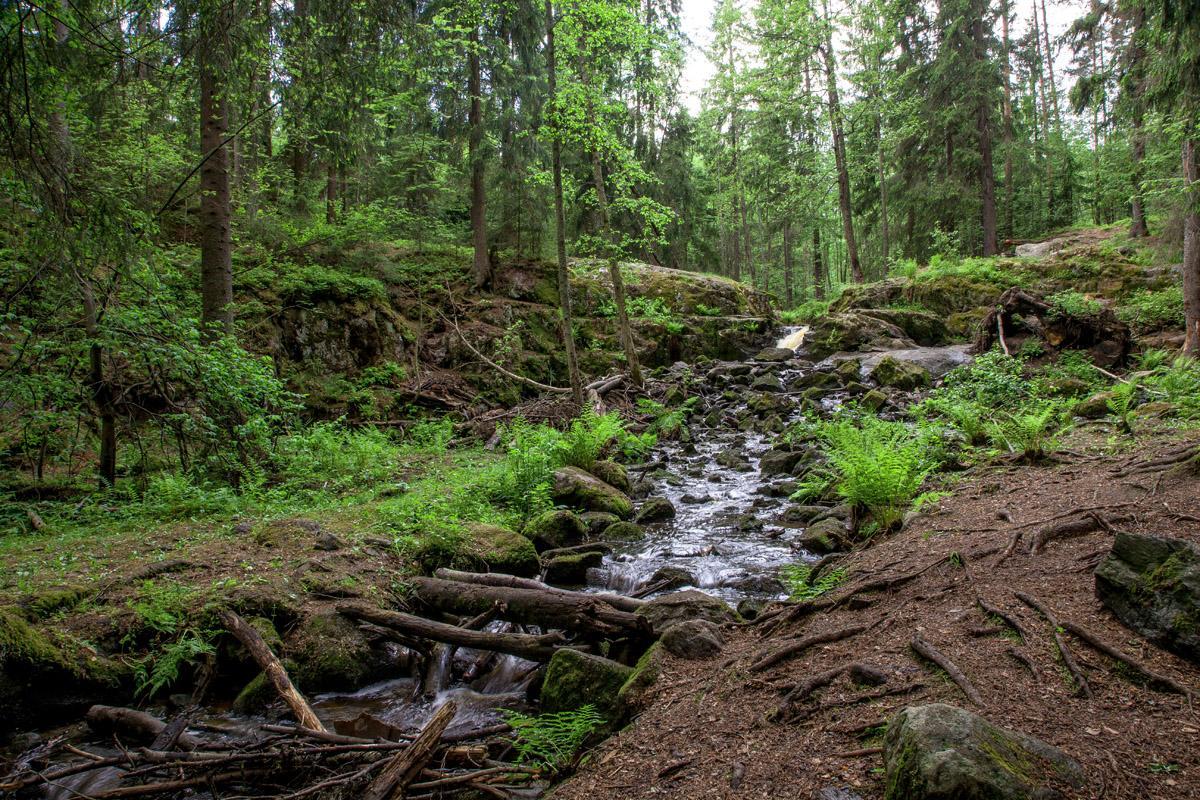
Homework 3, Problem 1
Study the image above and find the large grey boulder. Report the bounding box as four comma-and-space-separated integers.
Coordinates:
868, 355, 932, 390
635, 589, 738, 634
660, 619, 725, 660
552, 466, 633, 518
883, 704, 1084, 800
1095, 532, 1200, 662
858, 345, 974, 381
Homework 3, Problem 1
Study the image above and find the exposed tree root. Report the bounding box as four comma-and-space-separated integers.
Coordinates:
1057, 620, 1191, 696
1030, 512, 1131, 554
1006, 647, 1042, 682
1113, 441, 1200, 477
1015, 591, 1093, 699
910, 633, 984, 706
976, 596, 1033, 642
749, 624, 869, 673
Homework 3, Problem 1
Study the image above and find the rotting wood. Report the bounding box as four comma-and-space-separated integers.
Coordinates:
85, 705, 200, 750
337, 603, 571, 661
219, 608, 326, 732
910, 633, 984, 706
363, 701, 457, 800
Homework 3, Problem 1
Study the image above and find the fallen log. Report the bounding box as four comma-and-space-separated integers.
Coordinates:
337, 603, 571, 661
219, 608, 326, 732
364, 701, 458, 800
85, 706, 200, 751
433, 568, 642, 613
407, 576, 650, 637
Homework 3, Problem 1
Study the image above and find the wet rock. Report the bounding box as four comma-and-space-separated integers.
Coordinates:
313, 532, 343, 551
751, 373, 785, 393
579, 511, 620, 537
812, 504, 853, 523
748, 392, 792, 417
630, 478, 655, 498
781, 504, 827, 524
681, 492, 714, 505
660, 620, 725, 659
800, 518, 848, 555
635, 496, 677, 523
232, 672, 274, 715
1074, 391, 1115, 418
869, 355, 931, 390
524, 510, 588, 552
843, 380, 870, 396
754, 346, 796, 362
541, 649, 632, 718
803, 312, 917, 360
1095, 532, 1200, 662
737, 598, 767, 620
286, 611, 392, 692
649, 566, 696, 591
636, 589, 739, 634
760, 449, 805, 476
836, 358, 863, 383
724, 574, 787, 595
542, 550, 604, 585
590, 460, 632, 494
603, 521, 646, 541
767, 480, 800, 498
715, 449, 751, 470
728, 513, 765, 533
552, 466, 634, 518
707, 362, 752, 380
796, 370, 840, 391
860, 388, 888, 412
883, 703, 1084, 800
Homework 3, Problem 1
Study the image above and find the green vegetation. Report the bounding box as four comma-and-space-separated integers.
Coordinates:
779, 564, 849, 601
822, 418, 933, 530
1047, 291, 1103, 318
502, 705, 606, 773
1118, 287, 1186, 332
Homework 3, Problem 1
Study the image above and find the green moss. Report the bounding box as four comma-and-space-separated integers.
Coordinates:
541, 649, 631, 721
0, 607, 72, 672
231, 671, 274, 714
25, 586, 89, 618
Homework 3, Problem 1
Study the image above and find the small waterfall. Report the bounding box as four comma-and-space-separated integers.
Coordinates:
776, 325, 809, 350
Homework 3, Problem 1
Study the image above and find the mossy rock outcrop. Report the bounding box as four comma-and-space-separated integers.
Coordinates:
1095, 532, 1200, 662
869, 356, 931, 390
457, 523, 540, 577
524, 510, 588, 552
617, 642, 667, 719
589, 460, 632, 494
284, 610, 394, 692
883, 703, 1084, 800
803, 313, 916, 360
861, 309, 949, 346
541, 648, 632, 720
552, 466, 634, 518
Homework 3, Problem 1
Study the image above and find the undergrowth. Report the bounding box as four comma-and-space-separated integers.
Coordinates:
502, 705, 606, 772
779, 564, 849, 601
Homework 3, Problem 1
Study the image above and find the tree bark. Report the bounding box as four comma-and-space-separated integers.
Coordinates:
876, 113, 890, 269
1127, 3, 1149, 237
468, 25, 491, 290
973, 9, 999, 256
820, 21, 863, 283
783, 220, 794, 306
545, 1, 583, 404
1001, 0, 1015, 241
337, 603, 571, 661
198, 0, 234, 337
1183, 138, 1200, 355
363, 701, 457, 800
407, 576, 651, 638
812, 227, 825, 300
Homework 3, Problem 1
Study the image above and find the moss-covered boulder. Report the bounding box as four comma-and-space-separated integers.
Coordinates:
634, 496, 676, 524
524, 510, 588, 552
231, 671, 275, 715
660, 619, 724, 660
800, 518, 849, 555
541, 648, 632, 719
861, 388, 888, 412
285, 610, 392, 692
1074, 391, 1116, 419
552, 466, 634, 518
579, 511, 620, 537
617, 642, 667, 719
804, 312, 916, 359
1095, 532, 1200, 662
869, 356, 931, 390
635, 589, 738, 634
449, 523, 540, 577
883, 703, 1083, 800
602, 521, 646, 541
589, 460, 632, 494
542, 551, 604, 585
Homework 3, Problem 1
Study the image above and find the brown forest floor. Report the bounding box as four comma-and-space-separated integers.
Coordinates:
555, 429, 1200, 800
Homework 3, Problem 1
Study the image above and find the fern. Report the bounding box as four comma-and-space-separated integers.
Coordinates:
822, 419, 930, 530
779, 564, 848, 601
558, 409, 626, 470
134, 628, 216, 698
502, 705, 605, 772
987, 403, 1065, 461
1106, 380, 1140, 433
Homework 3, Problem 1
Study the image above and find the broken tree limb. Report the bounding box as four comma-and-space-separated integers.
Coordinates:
85, 705, 200, 750
218, 608, 326, 732
363, 701, 458, 800
433, 568, 642, 613
910, 633, 984, 706
1015, 592, 1093, 699
407, 576, 651, 638
750, 624, 868, 673
337, 604, 571, 662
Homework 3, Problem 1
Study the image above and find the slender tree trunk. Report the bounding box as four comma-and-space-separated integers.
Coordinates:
325, 161, 337, 224
545, 1, 582, 404
1183, 137, 1200, 355
81, 278, 116, 488
468, 26, 491, 290
1001, 0, 1015, 242
1032, 4, 1055, 227
973, 9, 999, 256
783, 220, 794, 306
876, 114, 890, 270
198, 0, 234, 337
820, 25, 863, 283
1039, 0, 1062, 131
812, 227, 825, 300
1128, 5, 1149, 238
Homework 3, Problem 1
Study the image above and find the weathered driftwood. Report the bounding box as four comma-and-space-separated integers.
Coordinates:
408, 576, 650, 637
363, 701, 458, 800
85, 705, 200, 750
434, 568, 643, 613
218, 608, 326, 732
337, 603, 571, 661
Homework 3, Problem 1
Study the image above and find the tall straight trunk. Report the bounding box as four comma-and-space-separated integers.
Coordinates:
1032, 4, 1055, 226
876, 114, 890, 270
1001, 0, 1014, 241
325, 162, 337, 223
812, 227, 825, 300
1127, 4, 1149, 237
820, 22, 863, 283
973, 11, 999, 256
545, 0, 582, 404
81, 278, 116, 487
1183, 137, 1200, 355
199, 0, 234, 337
1039, 0, 1062, 131
468, 27, 491, 290
783, 220, 794, 306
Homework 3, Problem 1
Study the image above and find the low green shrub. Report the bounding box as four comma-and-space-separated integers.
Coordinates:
822, 417, 932, 530
779, 299, 830, 325
1117, 286, 1185, 332
1047, 290, 1103, 318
